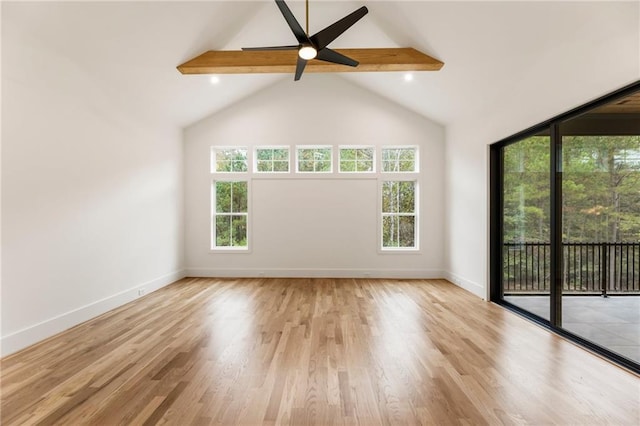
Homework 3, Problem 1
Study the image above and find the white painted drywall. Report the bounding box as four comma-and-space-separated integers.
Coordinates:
184, 75, 445, 278
444, 1, 640, 299
1, 20, 185, 355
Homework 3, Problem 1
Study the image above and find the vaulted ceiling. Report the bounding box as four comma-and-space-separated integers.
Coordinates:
3, 1, 639, 129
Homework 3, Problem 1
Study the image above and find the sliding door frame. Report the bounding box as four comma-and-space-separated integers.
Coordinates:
490, 80, 640, 374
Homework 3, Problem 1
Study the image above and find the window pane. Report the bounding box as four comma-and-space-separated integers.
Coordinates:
382, 181, 398, 213
399, 216, 415, 247
359, 148, 374, 162
257, 149, 272, 161
273, 160, 289, 172
399, 160, 415, 172
502, 134, 551, 320
400, 149, 415, 161
298, 160, 314, 172
273, 149, 289, 161
216, 182, 231, 213
382, 215, 398, 247
340, 161, 356, 172
398, 181, 415, 213
231, 182, 248, 213
316, 161, 331, 172
341, 148, 356, 160
215, 215, 231, 246
231, 215, 247, 247
357, 160, 373, 172
317, 149, 331, 162
257, 161, 272, 172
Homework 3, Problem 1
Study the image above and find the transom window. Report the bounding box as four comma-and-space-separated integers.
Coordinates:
339, 146, 375, 172
213, 181, 248, 249
212, 147, 248, 173
381, 180, 417, 249
255, 147, 290, 173
382, 147, 418, 172
297, 146, 332, 173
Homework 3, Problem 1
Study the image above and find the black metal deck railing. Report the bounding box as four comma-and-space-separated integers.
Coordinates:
503, 242, 640, 295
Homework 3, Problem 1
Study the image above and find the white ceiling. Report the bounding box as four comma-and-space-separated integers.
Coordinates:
3, 1, 639, 128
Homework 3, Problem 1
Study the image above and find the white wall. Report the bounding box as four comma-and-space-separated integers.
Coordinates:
185, 75, 445, 278
444, 1, 640, 299
1, 18, 185, 355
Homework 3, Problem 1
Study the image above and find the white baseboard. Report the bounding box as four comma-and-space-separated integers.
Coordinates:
1, 269, 186, 357
186, 267, 444, 280
444, 271, 486, 299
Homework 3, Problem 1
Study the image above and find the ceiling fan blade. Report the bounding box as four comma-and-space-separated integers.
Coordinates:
242, 45, 299, 51
310, 6, 368, 50
294, 56, 307, 81
316, 48, 358, 67
275, 0, 309, 45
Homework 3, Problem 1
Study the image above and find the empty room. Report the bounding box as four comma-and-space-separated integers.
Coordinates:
2, 1, 639, 425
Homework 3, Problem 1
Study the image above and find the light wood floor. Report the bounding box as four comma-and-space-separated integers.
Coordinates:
1, 278, 639, 425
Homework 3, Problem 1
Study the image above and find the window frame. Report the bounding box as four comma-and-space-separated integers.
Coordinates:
211, 146, 249, 173
295, 145, 333, 173
379, 178, 419, 252
254, 146, 291, 174
381, 146, 419, 173
338, 145, 376, 173
211, 178, 251, 252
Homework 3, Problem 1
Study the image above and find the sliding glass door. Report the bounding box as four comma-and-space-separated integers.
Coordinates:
491, 82, 640, 372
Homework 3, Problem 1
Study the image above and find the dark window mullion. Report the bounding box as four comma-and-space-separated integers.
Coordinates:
550, 123, 563, 327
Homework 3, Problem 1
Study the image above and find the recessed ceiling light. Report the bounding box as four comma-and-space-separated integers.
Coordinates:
210, 75, 220, 85
404, 73, 414, 82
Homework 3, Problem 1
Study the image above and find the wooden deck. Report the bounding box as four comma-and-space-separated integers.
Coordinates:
2, 278, 639, 425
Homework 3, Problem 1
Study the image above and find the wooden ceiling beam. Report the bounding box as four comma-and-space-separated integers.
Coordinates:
177, 47, 444, 75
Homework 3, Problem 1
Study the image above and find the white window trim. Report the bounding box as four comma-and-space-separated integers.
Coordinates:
211, 146, 250, 173
254, 145, 291, 174
380, 145, 419, 173
338, 145, 376, 173
295, 145, 333, 174
378, 178, 420, 253
211, 178, 251, 253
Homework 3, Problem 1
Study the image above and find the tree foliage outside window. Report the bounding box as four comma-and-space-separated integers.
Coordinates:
503, 135, 640, 243
213, 148, 248, 172
340, 147, 374, 172
256, 147, 289, 173
213, 181, 248, 248
382, 147, 417, 172
382, 180, 417, 248
297, 147, 332, 172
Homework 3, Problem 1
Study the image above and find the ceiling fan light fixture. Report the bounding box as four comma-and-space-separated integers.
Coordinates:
299, 46, 318, 60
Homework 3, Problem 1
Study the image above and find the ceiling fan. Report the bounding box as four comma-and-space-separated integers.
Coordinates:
242, 0, 368, 81
177, 0, 444, 79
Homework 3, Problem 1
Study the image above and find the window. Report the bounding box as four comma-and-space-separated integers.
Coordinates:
212, 147, 248, 173
297, 146, 332, 173
212, 181, 248, 249
382, 147, 417, 172
381, 180, 417, 249
255, 147, 290, 173
339, 146, 375, 172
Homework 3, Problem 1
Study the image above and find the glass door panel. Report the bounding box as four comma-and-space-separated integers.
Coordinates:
561, 93, 640, 363
502, 134, 551, 320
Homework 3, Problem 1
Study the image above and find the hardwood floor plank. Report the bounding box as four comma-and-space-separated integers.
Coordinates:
1, 278, 639, 425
